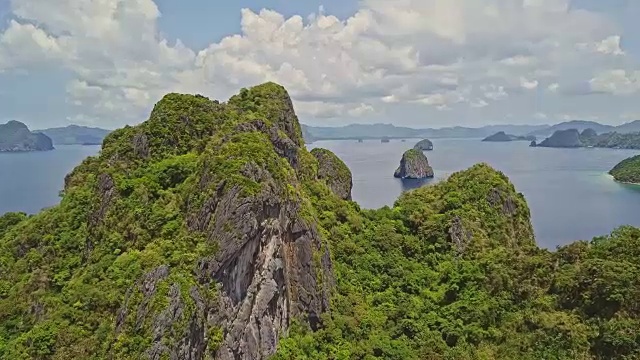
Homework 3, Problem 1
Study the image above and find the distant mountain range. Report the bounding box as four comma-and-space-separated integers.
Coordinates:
302, 123, 547, 142
302, 120, 640, 142
36, 125, 112, 145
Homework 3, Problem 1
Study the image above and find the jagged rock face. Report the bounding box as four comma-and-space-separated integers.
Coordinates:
0, 120, 54, 152
394, 149, 434, 179
538, 129, 583, 148
414, 139, 434, 150
0, 82, 334, 360
311, 148, 353, 200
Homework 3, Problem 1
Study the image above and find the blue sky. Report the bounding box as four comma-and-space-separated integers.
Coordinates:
154, 0, 359, 49
1, 0, 639, 129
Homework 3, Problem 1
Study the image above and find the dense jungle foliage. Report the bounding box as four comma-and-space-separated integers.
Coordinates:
610, 155, 640, 184
275, 165, 640, 359
1, 82, 640, 360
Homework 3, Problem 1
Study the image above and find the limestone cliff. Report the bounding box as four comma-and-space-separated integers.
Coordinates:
311, 148, 353, 200
0, 83, 337, 359
394, 149, 434, 179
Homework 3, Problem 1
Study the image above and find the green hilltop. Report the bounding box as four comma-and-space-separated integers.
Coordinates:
610, 155, 640, 184
1, 83, 640, 360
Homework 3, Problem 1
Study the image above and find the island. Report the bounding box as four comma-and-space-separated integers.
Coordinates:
530, 140, 537, 147
482, 131, 536, 142
609, 155, 640, 184
37, 125, 111, 146
394, 149, 434, 179
537, 129, 583, 148
537, 128, 640, 149
414, 139, 434, 151
0, 120, 54, 152
4, 81, 640, 359
381, 137, 390, 143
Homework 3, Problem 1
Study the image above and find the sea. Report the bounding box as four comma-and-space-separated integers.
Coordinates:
1, 140, 640, 248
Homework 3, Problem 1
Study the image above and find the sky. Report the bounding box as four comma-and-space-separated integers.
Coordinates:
0, 0, 639, 130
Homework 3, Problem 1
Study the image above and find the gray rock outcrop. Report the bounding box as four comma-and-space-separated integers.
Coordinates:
394, 149, 434, 179
311, 148, 353, 200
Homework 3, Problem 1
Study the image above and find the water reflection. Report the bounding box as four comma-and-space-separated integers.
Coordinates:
400, 178, 435, 192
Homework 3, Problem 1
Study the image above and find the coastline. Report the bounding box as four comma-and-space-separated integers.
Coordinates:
610, 174, 640, 186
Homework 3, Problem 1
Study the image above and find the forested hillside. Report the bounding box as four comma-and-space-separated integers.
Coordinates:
1, 83, 639, 360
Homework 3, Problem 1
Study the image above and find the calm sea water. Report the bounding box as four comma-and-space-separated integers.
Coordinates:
1, 141, 639, 248
308, 139, 640, 248
0, 145, 101, 214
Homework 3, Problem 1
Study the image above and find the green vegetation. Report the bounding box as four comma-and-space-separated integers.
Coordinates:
274, 164, 640, 359
610, 155, 640, 184
0, 82, 328, 359
310, 148, 353, 200
3, 82, 640, 359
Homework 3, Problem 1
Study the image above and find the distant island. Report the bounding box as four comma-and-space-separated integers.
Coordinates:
527, 120, 617, 138
536, 128, 640, 149
610, 155, 640, 184
482, 131, 536, 142
0, 121, 54, 152
301, 120, 640, 143
37, 125, 111, 146
414, 139, 434, 151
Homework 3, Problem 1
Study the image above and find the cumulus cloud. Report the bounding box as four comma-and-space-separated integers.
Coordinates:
0, 0, 638, 126
589, 69, 640, 95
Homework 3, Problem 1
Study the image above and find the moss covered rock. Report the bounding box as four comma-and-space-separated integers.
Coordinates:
311, 148, 353, 200
394, 149, 434, 179
0, 83, 335, 360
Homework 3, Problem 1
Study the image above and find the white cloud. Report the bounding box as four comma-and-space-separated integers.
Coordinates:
589, 69, 640, 95
520, 77, 539, 90
482, 84, 508, 100
0, 0, 638, 126
470, 99, 489, 108
577, 36, 625, 56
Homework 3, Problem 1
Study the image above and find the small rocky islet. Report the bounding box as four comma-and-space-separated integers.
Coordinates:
394, 148, 435, 179
482, 131, 536, 142
0, 120, 54, 152
414, 138, 434, 151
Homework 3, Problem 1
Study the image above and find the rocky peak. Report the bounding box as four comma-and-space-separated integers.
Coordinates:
394, 149, 434, 179
311, 148, 353, 200
0, 82, 337, 360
